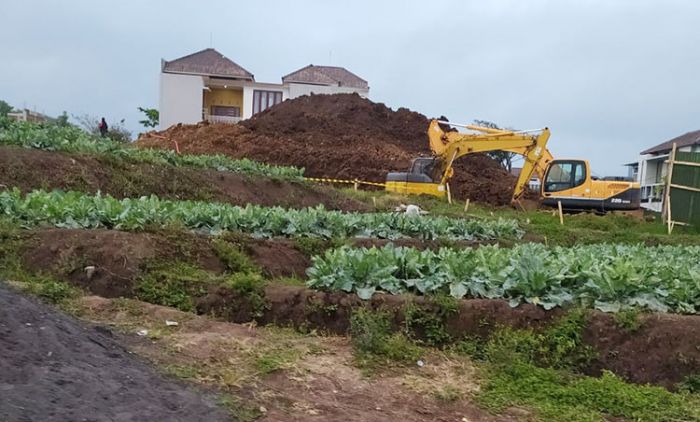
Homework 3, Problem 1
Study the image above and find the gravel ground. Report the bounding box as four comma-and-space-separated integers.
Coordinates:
0, 283, 233, 422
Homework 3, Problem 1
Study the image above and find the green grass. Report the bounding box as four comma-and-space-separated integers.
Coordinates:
134, 261, 220, 312
340, 188, 700, 246
349, 307, 423, 368
218, 395, 263, 422
211, 238, 260, 274
477, 363, 700, 421
253, 346, 301, 375
0, 219, 80, 306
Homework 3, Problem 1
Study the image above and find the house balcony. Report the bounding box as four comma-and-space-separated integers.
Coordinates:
207, 115, 242, 124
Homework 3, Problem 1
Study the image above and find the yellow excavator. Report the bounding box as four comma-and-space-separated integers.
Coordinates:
385, 120, 641, 212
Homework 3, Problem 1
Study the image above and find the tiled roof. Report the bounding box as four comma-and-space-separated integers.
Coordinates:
641, 129, 700, 154
162, 48, 254, 80
282, 65, 368, 89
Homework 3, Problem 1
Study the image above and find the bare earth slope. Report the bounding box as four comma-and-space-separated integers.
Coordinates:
0, 283, 232, 422
137, 94, 516, 204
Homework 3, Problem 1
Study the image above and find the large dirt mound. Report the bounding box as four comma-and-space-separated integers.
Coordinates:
137, 93, 515, 204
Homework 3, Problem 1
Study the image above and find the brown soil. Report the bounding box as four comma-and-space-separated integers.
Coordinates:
137, 94, 516, 205
0, 283, 230, 421
19, 228, 225, 298
78, 295, 518, 422
257, 285, 700, 389
13, 228, 700, 389
0, 145, 368, 211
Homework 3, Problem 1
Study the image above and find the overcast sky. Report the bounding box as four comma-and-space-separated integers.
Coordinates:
2, 0, 698, 175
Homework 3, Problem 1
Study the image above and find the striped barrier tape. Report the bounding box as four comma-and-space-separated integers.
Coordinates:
304, 176, 386, 188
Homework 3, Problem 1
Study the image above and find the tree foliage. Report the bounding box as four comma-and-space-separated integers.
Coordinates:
137, 107, 159, 128
473, 119, 517, 173
0, 100, 13, 117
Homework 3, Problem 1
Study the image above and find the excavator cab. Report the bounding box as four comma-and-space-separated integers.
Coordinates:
541, 159, 640, 211
385, 157, 447, 197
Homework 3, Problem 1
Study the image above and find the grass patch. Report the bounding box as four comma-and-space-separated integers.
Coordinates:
224, 271, 268, 318
678, 374, 700, 394
253, 347, 301, 375
218, 395, 263, 422
613, 308, 643, 333
477, 363, 700, 422
212, 238, 259, 274
461, 309, 596, 371
135, 261, 221, 312
403, 294, 459, 347
350, 307, 422, 368
341, 188, 700, 246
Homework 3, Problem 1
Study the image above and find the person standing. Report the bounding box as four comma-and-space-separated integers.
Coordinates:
98, 117, 108, 137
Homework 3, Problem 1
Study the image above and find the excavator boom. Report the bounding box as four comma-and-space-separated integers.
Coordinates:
427, 120, 553, 203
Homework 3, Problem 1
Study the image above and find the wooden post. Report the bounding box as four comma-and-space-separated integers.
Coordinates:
372, 197, 377, 208
174, 141, 181, 154
446, 183, 452, 204
353, 180, 359, 191
667, 198, 673, 234
557, 200, 564, 225
464, 198, 470, 212
662, 143, 677, 222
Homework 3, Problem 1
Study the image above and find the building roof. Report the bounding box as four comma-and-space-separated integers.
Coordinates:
641, 129, 700, 155
162, 48, 254, 80
282, 65, 368, 89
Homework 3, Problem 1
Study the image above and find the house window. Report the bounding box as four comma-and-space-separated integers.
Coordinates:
253, 90, 283, 115
211, 106, 240, 117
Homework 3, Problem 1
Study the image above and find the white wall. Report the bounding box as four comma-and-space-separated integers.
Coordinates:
241, 83, 290, 119
159, 72, 204, 129
287, 83, 369, 99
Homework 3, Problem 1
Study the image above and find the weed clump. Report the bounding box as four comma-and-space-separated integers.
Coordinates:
212, 238, 259, 274
135, 262, 218, 312
349, 307, 422, 366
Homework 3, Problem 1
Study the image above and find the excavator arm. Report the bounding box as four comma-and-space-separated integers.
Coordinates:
427, 120, 553, 203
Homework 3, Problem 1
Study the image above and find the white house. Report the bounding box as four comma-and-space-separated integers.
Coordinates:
626, 129, 700, 211
159, 48, 369, 129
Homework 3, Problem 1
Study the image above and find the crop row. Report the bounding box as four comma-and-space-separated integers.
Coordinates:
306, 243, 700, 313
0, 189, 522, 240
0, 118, 304, 180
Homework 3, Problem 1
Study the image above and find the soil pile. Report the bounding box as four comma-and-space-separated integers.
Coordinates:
0, 283, 230, 421
138, 94, 516, 204
0, 145, 367, 211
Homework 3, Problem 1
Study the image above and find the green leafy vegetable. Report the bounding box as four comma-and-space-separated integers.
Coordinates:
306, 243, 700, 314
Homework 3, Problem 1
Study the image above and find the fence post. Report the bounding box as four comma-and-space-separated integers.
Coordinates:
663, 143, 677, 230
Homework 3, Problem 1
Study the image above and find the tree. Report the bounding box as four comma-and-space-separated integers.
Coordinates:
473, 119, 517, 173
56, 111, 70, 127
0, 100, 13, 117
137, 107, 159, 128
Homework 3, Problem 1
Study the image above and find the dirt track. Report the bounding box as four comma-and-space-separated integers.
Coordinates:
0, 283, 232, 422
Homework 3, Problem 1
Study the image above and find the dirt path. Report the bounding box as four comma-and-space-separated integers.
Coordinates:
0, 283, 232, 422
77, 296, 518, 422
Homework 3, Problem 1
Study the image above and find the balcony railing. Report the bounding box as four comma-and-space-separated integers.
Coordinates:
207, 115, 242, 124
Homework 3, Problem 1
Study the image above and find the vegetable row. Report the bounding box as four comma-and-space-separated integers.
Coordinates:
306, 243, 700, 313
0, 118, 304, 180
0, 189, 522, 240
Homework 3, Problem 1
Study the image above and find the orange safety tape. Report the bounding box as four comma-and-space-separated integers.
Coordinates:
303, 177, 386, 187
